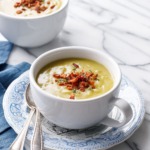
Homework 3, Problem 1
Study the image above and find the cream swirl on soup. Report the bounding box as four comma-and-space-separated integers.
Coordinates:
37, 58, 114, 100
0, 0, 62, 17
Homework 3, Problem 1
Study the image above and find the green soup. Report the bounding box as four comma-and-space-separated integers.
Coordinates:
36, 58, 114, 100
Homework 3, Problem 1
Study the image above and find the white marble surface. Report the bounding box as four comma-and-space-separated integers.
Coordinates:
1, 0, 150, 149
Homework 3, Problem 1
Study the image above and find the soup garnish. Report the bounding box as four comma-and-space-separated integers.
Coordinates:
0, 0, 62, 17
37, 58, 114, 100
53, 64, 99, 99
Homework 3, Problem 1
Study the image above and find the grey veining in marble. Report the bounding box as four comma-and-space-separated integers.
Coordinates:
0, 0, 150, 149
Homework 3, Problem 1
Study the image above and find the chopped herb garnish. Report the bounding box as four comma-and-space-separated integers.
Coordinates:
88, 87, 93, 90
73, 89, 76, 93
72, 67, 76, 71
57, 78, 66, 83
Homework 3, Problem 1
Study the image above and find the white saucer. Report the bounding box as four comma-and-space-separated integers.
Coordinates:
3, 71, 145, 150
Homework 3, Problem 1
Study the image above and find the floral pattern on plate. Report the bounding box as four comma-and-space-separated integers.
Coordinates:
3, 71, 145, 150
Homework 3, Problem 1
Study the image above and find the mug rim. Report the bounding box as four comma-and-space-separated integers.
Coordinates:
0, 0, 69, 20
29, 46, 121, 103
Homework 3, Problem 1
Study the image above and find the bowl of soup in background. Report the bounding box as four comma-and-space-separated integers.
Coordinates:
29, 46, 133, 129
0, 0, 69, 47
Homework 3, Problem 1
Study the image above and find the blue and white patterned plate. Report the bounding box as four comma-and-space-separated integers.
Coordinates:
3, 71, 145, 150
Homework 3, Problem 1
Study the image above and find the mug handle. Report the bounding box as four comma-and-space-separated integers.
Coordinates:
101, 98, 133, 127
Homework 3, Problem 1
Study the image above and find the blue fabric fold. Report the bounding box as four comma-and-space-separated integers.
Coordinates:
0, 62, 30, 88
0, 41, 30, 150
0, 42, 13, 65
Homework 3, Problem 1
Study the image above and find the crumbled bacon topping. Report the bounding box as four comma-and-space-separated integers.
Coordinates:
16, 10, 23, 14
70, 93, 75, 99
50, 5, 55, 9
53, 63, 99, 99
72, 63, 79, 68
14, 0, 55, 14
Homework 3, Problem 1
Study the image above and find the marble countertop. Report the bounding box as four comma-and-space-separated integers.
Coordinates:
1, 0, 150, 149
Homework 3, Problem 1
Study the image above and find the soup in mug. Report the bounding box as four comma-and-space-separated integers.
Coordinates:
0, 0, 62, 17
36, 58, 114, 100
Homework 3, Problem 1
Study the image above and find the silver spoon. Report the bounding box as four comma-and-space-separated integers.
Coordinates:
26, 85, 43, 150
9, 85, 36, 150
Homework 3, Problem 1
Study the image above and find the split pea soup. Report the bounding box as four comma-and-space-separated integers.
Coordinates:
36, 58, 114, 100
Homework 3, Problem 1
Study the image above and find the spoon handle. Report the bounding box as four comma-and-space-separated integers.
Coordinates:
31, 109, 43, 150
9, 108, 35, 150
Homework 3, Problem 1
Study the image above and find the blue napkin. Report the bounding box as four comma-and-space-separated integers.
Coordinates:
0, 41, 30, 150
0, 42, 13, 65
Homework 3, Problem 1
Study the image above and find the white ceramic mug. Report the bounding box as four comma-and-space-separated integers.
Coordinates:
0, 0, 69, 48
29, 47, 133, 129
